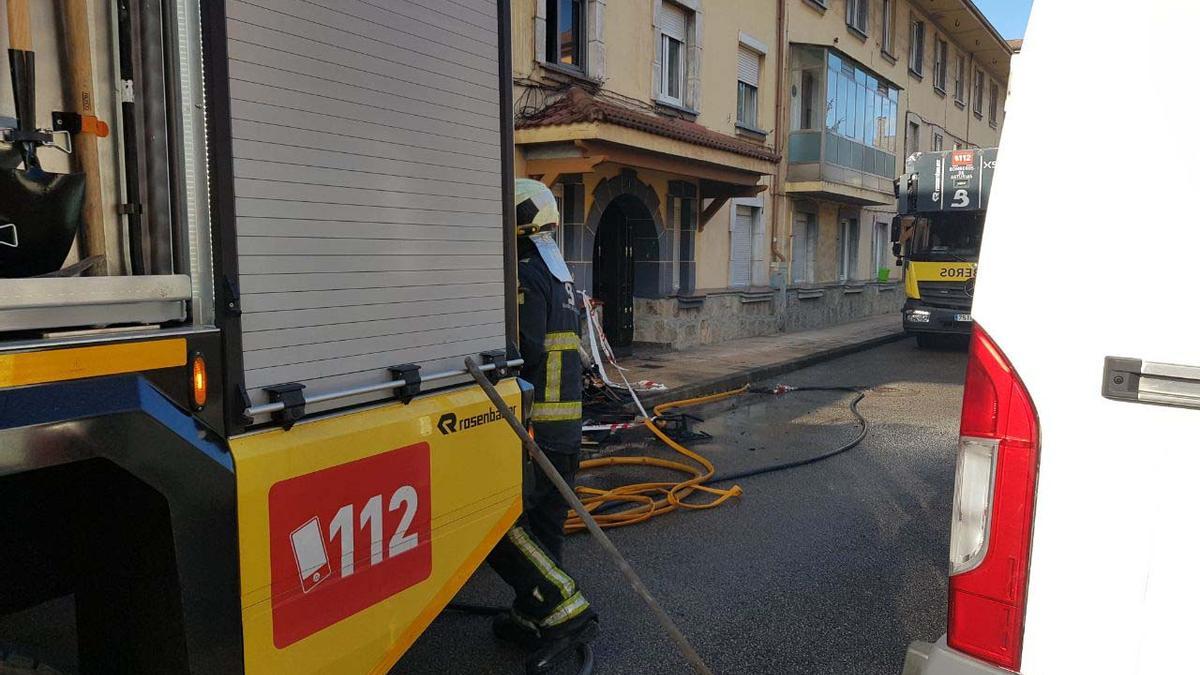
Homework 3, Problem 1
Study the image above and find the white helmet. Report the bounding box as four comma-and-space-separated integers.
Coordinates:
515, 178, 560, 236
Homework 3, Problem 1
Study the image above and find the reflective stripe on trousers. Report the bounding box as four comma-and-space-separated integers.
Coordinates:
530, 401, 582, 422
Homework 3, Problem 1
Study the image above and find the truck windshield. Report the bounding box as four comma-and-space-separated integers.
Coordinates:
910, 212, 986, 262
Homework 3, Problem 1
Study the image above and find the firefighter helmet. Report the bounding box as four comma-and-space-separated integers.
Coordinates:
514, 178, 559, 237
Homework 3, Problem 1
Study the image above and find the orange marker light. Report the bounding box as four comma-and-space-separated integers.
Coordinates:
191, 353, 208, 410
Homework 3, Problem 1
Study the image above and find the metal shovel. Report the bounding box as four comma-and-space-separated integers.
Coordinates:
0, 0, 86, 278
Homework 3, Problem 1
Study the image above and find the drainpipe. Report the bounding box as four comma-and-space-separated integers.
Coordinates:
771, 0, 788, 320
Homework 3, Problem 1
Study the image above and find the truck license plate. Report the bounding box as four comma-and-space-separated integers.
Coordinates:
956, 313, 973, 323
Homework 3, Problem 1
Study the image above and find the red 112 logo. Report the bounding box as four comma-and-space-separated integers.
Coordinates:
268, 443, 432, 648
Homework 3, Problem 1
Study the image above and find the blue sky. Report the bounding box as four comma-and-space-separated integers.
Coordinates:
972, 0, 1034, 39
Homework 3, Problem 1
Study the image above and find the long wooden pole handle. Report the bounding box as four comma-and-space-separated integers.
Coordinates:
7, 0, 31, 51
62, 0, 96, 114
464, 358, 715, 675
62, 0, 108, 274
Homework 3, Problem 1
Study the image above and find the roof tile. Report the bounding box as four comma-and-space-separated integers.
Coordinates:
517, 87, 780, 163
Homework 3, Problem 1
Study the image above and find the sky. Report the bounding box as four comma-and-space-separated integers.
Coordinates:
972, 0, 1034, 39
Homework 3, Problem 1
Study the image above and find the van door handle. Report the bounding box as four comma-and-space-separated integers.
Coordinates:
1103, 357, 1200, 411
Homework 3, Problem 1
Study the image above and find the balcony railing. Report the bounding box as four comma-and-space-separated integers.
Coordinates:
789, 131, 897, 179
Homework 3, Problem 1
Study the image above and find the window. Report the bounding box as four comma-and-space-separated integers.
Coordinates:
789, 48, 899, 177
933, 37, 948, 92
545, 0, 584, 69
954, 53, 965, 103
873, 221, 892, 278
551, 182, 567, 252
798, 69, 818, 130
731, 205, 757, 288
906, 121, 920, 158
668, 182, 698, 294
973, 69, 985, 116
791, 209, 818, 284
908, 17, 925, 76
847, 0, 869, 35
838, 217, 860, 282
659, 2, 689, 106
988, 80, 999, 126
881, 0, 895, 55
932, 131, 944, 151
737, 45, 760, 128
551, 177, 583, 265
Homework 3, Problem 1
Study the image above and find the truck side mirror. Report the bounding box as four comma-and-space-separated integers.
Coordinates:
892, 242, 903, 258
890, 216, 903, 243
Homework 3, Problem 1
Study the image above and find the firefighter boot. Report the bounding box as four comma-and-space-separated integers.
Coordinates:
524, 612, 600, 675
492, 609, 542, 650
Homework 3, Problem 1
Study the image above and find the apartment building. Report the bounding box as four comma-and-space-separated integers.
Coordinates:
781, 0, 1011, 332
511, 0, 1011, 350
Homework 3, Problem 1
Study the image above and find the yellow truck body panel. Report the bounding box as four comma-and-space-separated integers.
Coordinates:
230, 380, 523, 674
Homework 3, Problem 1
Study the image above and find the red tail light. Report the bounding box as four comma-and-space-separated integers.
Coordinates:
946, 326, 1039, 671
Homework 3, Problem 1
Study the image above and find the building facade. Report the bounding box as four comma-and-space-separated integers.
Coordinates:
511, 0, 1011, 350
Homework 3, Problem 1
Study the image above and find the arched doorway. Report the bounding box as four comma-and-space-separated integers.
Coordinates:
593, 194, 659, 352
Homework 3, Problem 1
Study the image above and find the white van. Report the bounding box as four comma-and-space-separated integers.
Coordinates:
902, 2, 1200, 673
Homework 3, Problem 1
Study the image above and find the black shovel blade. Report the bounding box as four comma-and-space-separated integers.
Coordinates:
0, 144, 21, 170
0, 167, 86, 278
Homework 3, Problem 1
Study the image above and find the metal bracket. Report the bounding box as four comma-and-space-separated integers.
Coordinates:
51, 111, 110, 138
1103, 357, 1200, 411
3, 127, 52, 145
388, 363, 422, 404
481, 349, 510, 383
236, 385, 255, 428
263, 383, 306, 431
222, 276, 242, 317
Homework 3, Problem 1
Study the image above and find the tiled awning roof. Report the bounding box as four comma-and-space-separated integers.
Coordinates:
517, 87, 780, 163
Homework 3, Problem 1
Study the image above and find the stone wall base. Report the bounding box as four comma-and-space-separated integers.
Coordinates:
628, 283, 904, 350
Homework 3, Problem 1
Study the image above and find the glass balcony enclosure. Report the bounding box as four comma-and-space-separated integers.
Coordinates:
788, 46, 900, 201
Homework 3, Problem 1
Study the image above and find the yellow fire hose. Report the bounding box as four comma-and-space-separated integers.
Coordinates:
565, 386, 750, 534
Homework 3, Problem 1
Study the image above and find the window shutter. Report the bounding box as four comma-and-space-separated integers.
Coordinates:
731, 206, 754, 288
737, 45, 760, 85
660, 2, 687, 41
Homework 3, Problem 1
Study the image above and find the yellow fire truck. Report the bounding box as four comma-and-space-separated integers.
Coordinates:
0, 1, 525, 672
892, 148, 997, 348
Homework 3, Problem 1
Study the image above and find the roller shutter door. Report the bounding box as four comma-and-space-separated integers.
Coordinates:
224, 0, 506, 407
730, 206, 754, 288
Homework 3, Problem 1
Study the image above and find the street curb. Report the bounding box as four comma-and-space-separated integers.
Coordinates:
633, 331, 910, 410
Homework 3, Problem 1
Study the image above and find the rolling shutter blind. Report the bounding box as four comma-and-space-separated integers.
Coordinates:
224, 0, 506, 409
731, 206, 754, 288
738, 45, 759, 85
660, 2, 687, 41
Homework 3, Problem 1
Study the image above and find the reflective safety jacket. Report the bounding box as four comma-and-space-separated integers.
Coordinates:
518, 253, 582, 453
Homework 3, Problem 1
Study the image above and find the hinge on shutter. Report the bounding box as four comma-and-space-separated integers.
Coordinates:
389, 364, 422, 404
222, 275, 242, 317
263, 382, 306, 431
481, 349, 510, 384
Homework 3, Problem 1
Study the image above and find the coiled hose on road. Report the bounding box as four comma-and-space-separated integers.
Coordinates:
566, 384, 869, 533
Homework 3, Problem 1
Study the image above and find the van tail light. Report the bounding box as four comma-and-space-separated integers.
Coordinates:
947, 326, 1039, 671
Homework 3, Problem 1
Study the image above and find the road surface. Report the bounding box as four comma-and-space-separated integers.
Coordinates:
395, 339, 968, 674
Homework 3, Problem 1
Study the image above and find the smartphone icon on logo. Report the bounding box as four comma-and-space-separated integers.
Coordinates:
290, 517, 331, 593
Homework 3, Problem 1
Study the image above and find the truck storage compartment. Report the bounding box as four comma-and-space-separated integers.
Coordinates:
222, 0, 509, 414
0, 0, 212, 334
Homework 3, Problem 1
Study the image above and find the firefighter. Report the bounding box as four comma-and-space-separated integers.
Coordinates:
486, 179, 598, 673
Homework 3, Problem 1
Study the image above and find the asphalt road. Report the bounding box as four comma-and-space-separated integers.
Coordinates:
395, 338, 968, 675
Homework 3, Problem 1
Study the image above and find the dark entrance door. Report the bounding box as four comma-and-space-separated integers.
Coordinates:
594, 199, 635, 352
